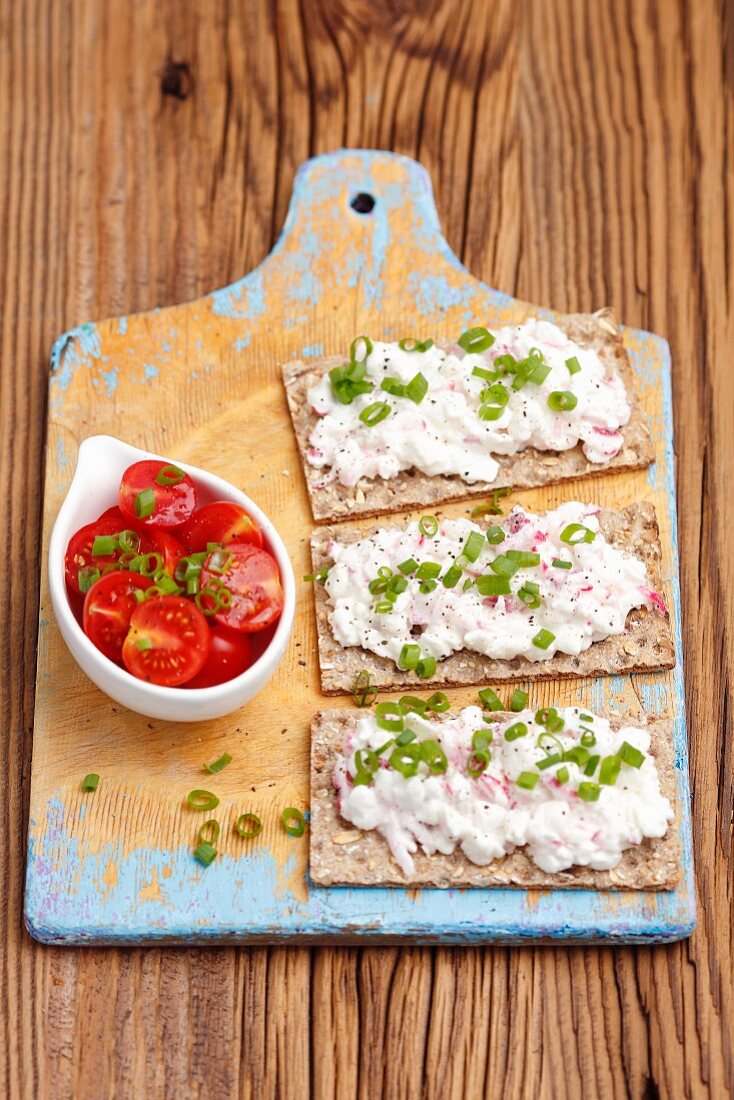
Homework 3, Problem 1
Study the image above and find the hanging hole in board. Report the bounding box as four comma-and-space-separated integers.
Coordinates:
350, 192, 376, 215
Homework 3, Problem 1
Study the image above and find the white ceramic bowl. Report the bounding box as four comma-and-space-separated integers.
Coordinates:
49, 435, 296, 721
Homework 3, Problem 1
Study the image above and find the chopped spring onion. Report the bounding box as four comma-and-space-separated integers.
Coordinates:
418, 580, 438, 595
187, 789, 220, 812
81, 773, 99, 792
599, 755, 622, 786
416, 561, 441, 580
560, 523, 596, 545
516, 771, 539, 790
235, 813, 263, 838
506, 550, 540, 567
584, 755, 600, 776
118, 529, 141, 553
398, 644, 421, 671
535, 707, 565, 733
489, 555, 520, 578
353, 670, 377, 708
134, 488, 156, 519
398, 337, 434, 352
547, 390, 578, 412
580, 713, 594, 723
204, 752, 232, 775
517, 581, 542, 610
504, 722, 528, 742
471, 365, 498, 381
381, 377, 406, 397
532, 629, 555, 650
475, 574, 511, 596
375, 701, 404, 732
389, 744, 422, 777
562, 746, 590, 767
396, 729, 417, 746
426, 691, 450, 713
510, 688, 528, 712
420, 739, 448, 775
406, 372, 429, 403
136, 638, 153, 651
350, 335, 373, 363
138, 552, 164, 577
418, 515, 439, 537
194, 842, 217, 867
416, 655, 437, 678
398, 558, 419, 575
565, 355, 581, 376
442, 564, 463, 588
552, 557, 572, 570
471, 487, 510, 518
537, 753, 562, 770
580, 730, 597, 747
619, 741, 646, 768
528, 362, 551, 385
462, 577, 474, 591
462, 530, 486, 563
537, 731, 563, 754
281, 807, 307, 837
556, 766, 569, 784
399, 696, 427, 716
155, 464, 185, 486
92, 534, 117, 557
478, 687, 504, 712
472, 729, 492, 752
359, 401, 391, 427
304, 566, 330, 583
207, 549, 233, 575
577, 782, 601, 802
198, 819, 220, 845
486, 525, 505, 544
329, 360, 374, 404
78, 566, 101, 593
466, 750, 490, 777
458, 327, 495, 353
477, 402, 505, 421
352, 748, 380, 786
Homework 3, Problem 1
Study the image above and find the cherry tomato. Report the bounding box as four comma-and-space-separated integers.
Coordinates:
184, 625, 254, 688
122, 595, 210, 686
82, 571, 154, 662
150, 529, 187, 576
178, 501, 263, 552
65, 511, 143, 594
199, 544, 283, 633
119, 460, 197, 528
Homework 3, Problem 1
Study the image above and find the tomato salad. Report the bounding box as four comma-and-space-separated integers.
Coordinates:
64, 459, 284, 688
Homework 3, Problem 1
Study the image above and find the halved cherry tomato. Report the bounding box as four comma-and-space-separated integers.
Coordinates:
65, 511, 143, 594
151, 529, 187, 577
83, 571, 154, 662
119, 460, 197, 528
184, 625, 254, 689
177, 501, 263, 552
199, 543, 283, 633
122, 595, 210, 686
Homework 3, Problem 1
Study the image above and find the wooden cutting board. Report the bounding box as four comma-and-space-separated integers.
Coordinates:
25, 149, 694, 944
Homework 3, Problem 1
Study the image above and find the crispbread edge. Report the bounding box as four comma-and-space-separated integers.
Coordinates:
309, 709, 681, 891
283, 308, 654, 523
311, 501, 676, 694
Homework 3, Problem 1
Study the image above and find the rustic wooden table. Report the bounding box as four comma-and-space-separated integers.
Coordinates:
2, 1, 731, 1096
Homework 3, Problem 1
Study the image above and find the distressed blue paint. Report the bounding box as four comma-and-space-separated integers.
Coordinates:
118, 316, 128, 335
301, 343, 325, 358
31, 151, 694, 945
143, 363, 158, 381
100, 367, 118, 397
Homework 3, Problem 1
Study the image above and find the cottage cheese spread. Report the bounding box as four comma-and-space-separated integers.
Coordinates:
324, 502, 659, 667
306, 320, 630, 488
335, 706, 673, 875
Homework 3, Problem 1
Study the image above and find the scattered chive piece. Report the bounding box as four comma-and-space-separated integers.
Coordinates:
580, 730, 597, 748
516, 771, 539, 790
580, 713, 594, 722
547, 390, 578, 412
471, 487, 510, 518
420, 739, 448, 775
359, 401, 391, 427
398, 558, 418, 575
350, 335, 373, 363
584, 755, 601, 776
477, 403, 504, 422
198, 819, 220, 845
136, 637, 153, 651
504, 722, 528, 742
462, 577, 474, 591
442, 564, 463, 588
415, 561, 441, 580
510, 689, 528, 712
118, 529, 141, 553
395, 729, 417, 746
560, 522, 596, 545
406, 372, 429, 403
532, 629, 555, 650
187, 789, 220, 812
478, 687, 504, 712
389, 744, 422, 777
353, 748, 380, 786
537, 753, 563, 770
399, 696, 427, 716
194, 842, 217, 867
552, 558, 573, 570
565, 355, 581, 376
458, 326, 495, 353
535, 707, 565, 733
281, 807, 307, 837
472, 730, 492, 752
426, 691, 450, 714
416, 655, 437, 678
563, 746, 590, 768
467, 750, 490, 778
78, 566, 101, 593
375, 701, 405, 732
489, 555, 520, 578
528, 362, 551, 385
462, 530, 486, 563
475, 574, 511, 596
471, 365, 498, 381
418, 515, 439, 537
517, 582, 542, 610
486, 525, 505, 545
398, 644, 421, 671
81, 773, 99, 792
537, 731, 563, 754
204, 752, 232, 775
599, 755, 622, 786
235, 813, 263, 838
304, 566, 329, 582
556, 766, 570, 784
381, 376, 406, 397
329, 360, 374, 404
619, 741, 646, 768
353, 670, 377, 708
506, 550, 540, 567
418, 580, 438, 595
398, 337, 434, 352
92, 534, 117, 557
374, 600, 393, 614
134, 488, 156, 519
155, 464, 185, 486
577, 782, 601, 802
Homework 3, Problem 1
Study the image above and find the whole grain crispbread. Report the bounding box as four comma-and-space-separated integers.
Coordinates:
282, 308, 654, 523
310, 501, 675, 694
309, 709, 681, 891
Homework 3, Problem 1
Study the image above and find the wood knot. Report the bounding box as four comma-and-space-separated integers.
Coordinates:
161, 61, 193, 101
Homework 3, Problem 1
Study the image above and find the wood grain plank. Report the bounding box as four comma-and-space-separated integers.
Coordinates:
1, 0, 732, 1098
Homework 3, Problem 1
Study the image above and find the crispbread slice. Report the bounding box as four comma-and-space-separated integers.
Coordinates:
311, 501, 675, 694
310, 710, 681, 891
283, 308, 654, 523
